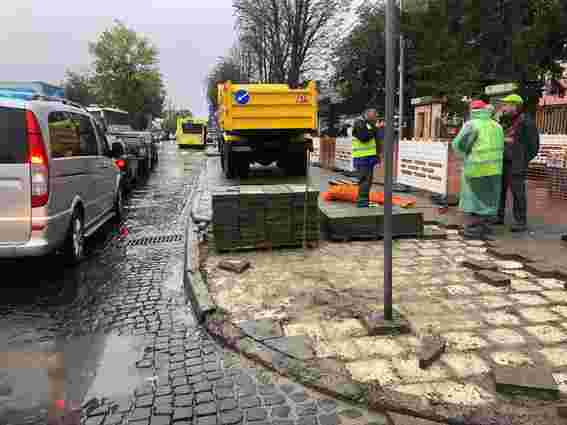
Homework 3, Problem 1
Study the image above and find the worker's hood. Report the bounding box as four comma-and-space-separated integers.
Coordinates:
470, 109, 491, 121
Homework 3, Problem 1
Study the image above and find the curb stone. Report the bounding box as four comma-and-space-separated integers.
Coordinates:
184, 163, 215, 323
184, 219, 215, 323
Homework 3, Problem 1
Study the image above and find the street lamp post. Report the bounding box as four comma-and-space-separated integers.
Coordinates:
384, 0, 396, 321
398, 0, 404, 139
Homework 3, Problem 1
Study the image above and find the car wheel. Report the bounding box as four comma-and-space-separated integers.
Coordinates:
64, 209, 85, 264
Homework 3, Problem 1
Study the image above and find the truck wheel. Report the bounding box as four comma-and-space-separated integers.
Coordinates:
237, 157, 250, 178
284, 152, 307, 176
223, 143, 237, 179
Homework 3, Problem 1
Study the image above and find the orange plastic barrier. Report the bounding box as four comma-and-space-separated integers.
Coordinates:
322, 184, 416, 208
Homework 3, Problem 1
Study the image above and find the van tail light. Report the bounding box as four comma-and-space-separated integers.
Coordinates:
115, 159, 126, 169
26, 110, 49, 208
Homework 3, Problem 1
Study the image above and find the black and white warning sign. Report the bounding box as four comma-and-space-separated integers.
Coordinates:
396, 140, 448, 195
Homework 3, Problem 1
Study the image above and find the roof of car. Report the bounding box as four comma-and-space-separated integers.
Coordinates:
0, 96, 89, 115
86, 105, 128, 114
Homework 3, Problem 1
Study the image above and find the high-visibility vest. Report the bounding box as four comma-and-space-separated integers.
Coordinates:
352, 122, 378, 158
453, 109, 504, 178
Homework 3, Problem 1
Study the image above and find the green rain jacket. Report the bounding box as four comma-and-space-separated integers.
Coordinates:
451, 108, 505, 215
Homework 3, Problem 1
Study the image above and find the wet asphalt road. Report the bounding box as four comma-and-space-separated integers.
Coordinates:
0, 142, 202, 423
0, 142, 386, 425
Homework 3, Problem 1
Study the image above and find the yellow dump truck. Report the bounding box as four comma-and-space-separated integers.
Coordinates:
216, 81, 318, 178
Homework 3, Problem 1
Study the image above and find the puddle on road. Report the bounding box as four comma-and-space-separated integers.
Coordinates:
79, 332, 153, 402
162, 256, 184, 294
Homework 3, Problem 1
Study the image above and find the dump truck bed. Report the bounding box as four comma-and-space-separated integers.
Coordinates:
217, 81, 318, 132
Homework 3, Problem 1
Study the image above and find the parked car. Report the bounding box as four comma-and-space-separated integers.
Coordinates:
0, 92, 124, 263
86, 106, 157, 179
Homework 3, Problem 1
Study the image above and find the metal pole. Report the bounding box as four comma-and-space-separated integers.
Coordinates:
384, 0, 396, 321
395, 0, 404, 189
398, 0, 404, 139
303, 148, 310, 250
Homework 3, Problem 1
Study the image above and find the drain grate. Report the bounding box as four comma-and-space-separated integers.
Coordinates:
126, 234, 183, 247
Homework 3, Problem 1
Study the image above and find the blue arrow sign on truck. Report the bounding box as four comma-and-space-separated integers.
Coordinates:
234, 89, 250, 105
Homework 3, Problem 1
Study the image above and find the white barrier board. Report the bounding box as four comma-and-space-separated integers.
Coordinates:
396, 140, 448, 195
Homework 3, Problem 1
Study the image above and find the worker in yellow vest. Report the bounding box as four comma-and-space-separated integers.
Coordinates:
352, 108, 384, 207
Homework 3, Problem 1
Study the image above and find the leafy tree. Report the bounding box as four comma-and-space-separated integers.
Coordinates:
334, 0, 567, 119
63, 70, 97, 106
163, 109, 192, 135
89, 20, 165, 122
233, 0, 350, 86
333, 3, 387, 114
205, 57, 250, 110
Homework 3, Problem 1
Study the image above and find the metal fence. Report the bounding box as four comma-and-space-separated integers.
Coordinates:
536, 104, 567, 135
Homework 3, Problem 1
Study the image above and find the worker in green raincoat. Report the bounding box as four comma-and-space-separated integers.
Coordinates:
451, 100, 505, 239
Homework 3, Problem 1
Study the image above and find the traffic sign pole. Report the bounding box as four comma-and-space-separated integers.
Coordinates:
384, 0, 396, 321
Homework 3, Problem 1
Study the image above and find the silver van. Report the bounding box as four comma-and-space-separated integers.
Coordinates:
0, 95, 123, 263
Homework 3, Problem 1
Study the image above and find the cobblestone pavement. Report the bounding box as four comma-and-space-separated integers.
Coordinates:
0, 143, 387, 425
196, 155, 567, 424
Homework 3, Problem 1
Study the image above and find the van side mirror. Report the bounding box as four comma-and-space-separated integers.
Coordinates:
111, 142, 125, 158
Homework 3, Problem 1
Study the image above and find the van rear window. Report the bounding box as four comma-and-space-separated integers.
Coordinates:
0, 107, 27, 164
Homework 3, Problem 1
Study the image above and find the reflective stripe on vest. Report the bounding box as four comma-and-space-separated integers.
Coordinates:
352, 123, 378, 158
465, 119, 504, 178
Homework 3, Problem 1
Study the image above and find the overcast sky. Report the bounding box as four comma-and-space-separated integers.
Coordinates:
0, 0, 236, 117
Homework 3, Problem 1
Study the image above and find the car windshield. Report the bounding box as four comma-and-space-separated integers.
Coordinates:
104, 110, 130, 127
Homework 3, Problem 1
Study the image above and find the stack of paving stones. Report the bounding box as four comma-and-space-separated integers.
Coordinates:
263, 185, 294, 246
319, 202, 424, 241
212, 185, 320, 252
287, 185, 320, 244
212, 187, 241, 251
239, 186, 268, 246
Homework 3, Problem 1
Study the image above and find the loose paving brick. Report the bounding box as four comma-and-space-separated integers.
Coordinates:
297, 416, 318, 425
474, 270, 511, 287
246, 407, 269, 421
239, 395, 260, 408
487, 247, 527, 261
523, 262, 559, 278
216, 388, 235, 400
197, 416, 218, 425
129, 407, 152, 421
154, 404, 173, 416
173, 407, 193, 421
493, 365, 560, 399
197, 392, 215, 404
221, 411, 244, 425
418, 335, 446, 369
219, 399, 238, 412
263, 393, 287, 406
218, 259, 251, 273
195, 402, 217, 417
271, 406, 292, 418
461, 259, 498, 271
361, 311, 411, 336
297, 401, 319, 416
319, 413, 340, 425
151, 415, 172, 425
239, 319, 283, 341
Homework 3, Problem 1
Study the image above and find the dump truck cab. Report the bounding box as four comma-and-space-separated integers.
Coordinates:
216, 81, 318, 178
